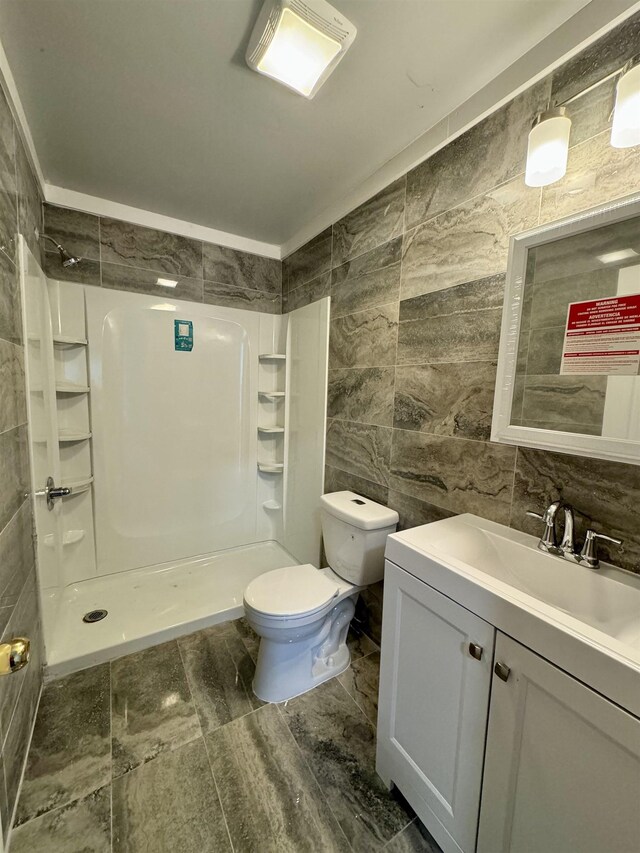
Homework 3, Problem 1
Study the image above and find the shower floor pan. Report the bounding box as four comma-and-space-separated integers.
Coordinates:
43, 540, 298, 678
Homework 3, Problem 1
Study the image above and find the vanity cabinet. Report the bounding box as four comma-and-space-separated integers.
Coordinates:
376, 562, 495, 853
377, 561, 640, 853
478, 632, 640, 853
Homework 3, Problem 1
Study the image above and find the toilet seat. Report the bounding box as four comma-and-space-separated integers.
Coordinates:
244, 564, 340, 617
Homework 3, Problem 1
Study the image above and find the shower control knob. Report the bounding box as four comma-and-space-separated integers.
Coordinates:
36, 477, 72, 510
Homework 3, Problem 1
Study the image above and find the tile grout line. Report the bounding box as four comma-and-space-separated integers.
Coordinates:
173, 639, 238, 853
507, 446, 521, 532
388, 183, 407, 472
331, 415, 508, 448
6, 676, 44, 842
274, 700, 356, 853
383, 817, 420, 849
175, 635, 206, 738
199, 707, 238, 853
335, 669, 379, 730
98, 215, 103, 288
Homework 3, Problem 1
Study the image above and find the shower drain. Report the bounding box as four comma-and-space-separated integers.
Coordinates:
83, 609, 108, 624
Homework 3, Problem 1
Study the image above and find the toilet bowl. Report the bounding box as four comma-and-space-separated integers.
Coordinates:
243, 491, 398, 702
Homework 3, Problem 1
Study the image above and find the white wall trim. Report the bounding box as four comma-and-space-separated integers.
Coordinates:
0, 34, 45, 191
281, 0, 640, 258
44, 185, 281, 259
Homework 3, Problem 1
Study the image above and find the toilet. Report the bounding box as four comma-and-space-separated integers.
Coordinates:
243, 491, 399, 702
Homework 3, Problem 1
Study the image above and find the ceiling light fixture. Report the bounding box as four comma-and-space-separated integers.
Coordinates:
596, 248, 639, 265
525, 108, 571, 188
246, 0, 356, 99
611, 57, 640, 148
156, 277, 178, 288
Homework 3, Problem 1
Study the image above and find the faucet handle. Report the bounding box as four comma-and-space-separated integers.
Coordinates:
579, 529, 623, 569
525, 509, 558, 552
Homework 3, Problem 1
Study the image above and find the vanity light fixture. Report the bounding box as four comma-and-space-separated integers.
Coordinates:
246, 0, 357, 99
524, 52, 640, 187
611, 58, 640, 148
156, 278, 178, 288
525, 108, 571, 187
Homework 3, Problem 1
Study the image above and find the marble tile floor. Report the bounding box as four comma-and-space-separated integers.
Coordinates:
10, 618, 441, 853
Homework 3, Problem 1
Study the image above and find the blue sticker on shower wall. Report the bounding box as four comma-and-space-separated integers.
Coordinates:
174, 319, 193, 351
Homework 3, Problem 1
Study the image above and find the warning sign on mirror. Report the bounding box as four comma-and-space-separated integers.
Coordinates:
560, 294, 640, 376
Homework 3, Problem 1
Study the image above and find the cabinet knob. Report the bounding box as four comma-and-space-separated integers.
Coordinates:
468, 642, 483, 661
494, 661, 511, 682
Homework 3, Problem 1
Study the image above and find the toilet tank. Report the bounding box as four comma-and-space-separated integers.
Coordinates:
320, 491, 399, 585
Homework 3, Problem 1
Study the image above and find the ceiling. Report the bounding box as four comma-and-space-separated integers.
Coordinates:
0, 0, 595, 246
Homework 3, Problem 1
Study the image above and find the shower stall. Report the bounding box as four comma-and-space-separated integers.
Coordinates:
19, 236, 329, 676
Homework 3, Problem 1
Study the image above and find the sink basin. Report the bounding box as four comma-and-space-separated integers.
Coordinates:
386, 513, 640, 717
423, 518, 640, 647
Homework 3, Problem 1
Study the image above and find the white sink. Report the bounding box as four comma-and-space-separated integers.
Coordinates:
386, 514, 640, 717
422, 519, 640, 648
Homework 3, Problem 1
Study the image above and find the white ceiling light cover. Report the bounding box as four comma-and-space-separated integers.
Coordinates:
246, 0, 356, 98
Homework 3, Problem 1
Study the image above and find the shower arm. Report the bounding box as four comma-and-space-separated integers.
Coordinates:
41, 233, 65, 252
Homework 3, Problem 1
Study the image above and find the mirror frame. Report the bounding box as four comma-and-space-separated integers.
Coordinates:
492, 193, 640, 467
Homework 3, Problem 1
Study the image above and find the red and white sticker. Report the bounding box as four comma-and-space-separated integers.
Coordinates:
560, 294, 640, 376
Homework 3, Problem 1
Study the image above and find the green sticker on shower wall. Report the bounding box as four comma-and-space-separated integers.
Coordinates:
174, 319, 193, 351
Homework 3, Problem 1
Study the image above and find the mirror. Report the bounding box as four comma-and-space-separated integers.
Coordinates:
492, 195, 640, 466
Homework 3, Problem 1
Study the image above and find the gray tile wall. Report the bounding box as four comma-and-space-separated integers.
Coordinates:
0, 83, 45, 838
283, 13, 640, 643
43, 206, 282, 314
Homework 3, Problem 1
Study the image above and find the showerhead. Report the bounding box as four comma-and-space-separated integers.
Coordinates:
60, 248, 81, 268
40, 233, 82, 268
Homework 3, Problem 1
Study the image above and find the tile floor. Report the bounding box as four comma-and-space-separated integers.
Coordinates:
10, 618, 441, 853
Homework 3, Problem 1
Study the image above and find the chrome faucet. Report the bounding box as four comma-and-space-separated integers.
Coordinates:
526, 500, 564, 554
558, 504, 576, 556
526, 500, 623, 569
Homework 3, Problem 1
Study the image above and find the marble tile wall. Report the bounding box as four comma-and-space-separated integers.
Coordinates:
0, 82, 45, 839
284, 11, 640, 645
43, 205, 282, 314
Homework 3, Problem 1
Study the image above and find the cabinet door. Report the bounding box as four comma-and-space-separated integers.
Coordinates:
377, 561, 495, 853
478, 632, 640, 853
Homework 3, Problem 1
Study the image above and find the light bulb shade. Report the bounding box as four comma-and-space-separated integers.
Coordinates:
246, 0, 356, 99
611, 61, 640, 148
525, 111, 571, 188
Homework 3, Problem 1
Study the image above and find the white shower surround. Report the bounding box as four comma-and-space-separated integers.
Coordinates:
21, 241, 330, 675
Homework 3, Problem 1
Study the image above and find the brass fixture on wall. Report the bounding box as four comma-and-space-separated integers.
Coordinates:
0, 637, 30, 675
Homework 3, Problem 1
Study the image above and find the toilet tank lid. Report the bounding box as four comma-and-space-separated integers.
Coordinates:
320, 491, 399, 531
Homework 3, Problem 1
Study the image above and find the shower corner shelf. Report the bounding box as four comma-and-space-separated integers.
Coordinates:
44, 529, 85, 548
56, 381, 90, 394
258, 391, 286, 399
61, 476, 94, 496
259, 353, 286, 361
53, 334, 88, 346
257, 462, 284, 474
257, 426, 285, 435
263, 500, 282, 510
58, 430, 92, 443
